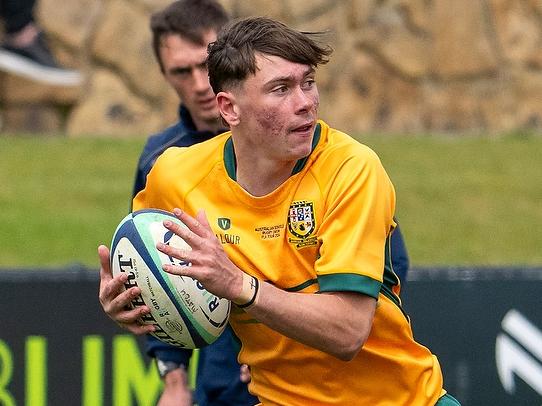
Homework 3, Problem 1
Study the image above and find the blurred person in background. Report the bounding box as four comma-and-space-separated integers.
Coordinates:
390, 218, 409, 287
0, 0, 81, 85
131, 1, 258, 405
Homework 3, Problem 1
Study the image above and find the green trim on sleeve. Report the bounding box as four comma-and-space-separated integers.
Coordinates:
317, 273, 382, 299
285, 278, 318, 292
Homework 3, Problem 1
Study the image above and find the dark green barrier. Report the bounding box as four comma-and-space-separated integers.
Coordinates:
403, 267, 542, 406
0, 266, 162, 405
1, 266, 541, 405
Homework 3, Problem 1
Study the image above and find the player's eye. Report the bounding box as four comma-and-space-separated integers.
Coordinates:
272, 85, 288, 94
303, 78, 316, 89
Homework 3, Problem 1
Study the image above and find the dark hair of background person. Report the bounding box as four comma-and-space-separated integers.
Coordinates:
150, 0, 229, 72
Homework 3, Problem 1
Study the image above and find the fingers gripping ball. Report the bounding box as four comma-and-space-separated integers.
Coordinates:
110, 209, 230, 348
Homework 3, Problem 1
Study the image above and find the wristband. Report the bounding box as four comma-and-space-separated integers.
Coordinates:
233, 273, 260, 308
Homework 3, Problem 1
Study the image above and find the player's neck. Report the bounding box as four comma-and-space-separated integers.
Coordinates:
236, 154, 295, 197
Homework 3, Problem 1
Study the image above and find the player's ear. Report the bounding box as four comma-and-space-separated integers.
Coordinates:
216, 91, 240, 127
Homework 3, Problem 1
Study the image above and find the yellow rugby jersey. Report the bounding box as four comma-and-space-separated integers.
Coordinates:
134, 120, 445, 405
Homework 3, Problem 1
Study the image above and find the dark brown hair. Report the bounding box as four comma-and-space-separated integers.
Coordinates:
150, 0, 229, 72
207, 17, 333, 93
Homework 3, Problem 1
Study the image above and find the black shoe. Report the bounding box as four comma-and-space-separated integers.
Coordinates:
0, 32, 82, 86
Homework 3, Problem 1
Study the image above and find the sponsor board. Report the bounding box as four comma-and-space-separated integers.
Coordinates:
1, 266, 540, 405
404, 266, 542, 406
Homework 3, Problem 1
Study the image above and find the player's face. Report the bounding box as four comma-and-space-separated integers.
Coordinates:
232, 53, 319, 163
159, 31, 219, 131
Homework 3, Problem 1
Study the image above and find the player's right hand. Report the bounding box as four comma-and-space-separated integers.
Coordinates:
98, 245, 155, 335
157, 208, 244, 301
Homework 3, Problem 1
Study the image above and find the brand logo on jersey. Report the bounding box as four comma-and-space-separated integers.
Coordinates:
215, 218, 239, 244
288, 200, 318, 248
218, 218, 231, 230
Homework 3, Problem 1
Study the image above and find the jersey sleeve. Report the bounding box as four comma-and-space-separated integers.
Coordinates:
132, 147, 187, 212
131, 133, 167, 201
315, 146, 396, 299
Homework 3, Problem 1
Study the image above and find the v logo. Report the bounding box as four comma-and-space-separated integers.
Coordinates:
218, 218, 231, 231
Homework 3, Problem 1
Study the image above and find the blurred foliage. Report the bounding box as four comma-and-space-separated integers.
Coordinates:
358, 132, 542, 266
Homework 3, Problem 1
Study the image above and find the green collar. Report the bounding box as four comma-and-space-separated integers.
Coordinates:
223, 123, 322, 180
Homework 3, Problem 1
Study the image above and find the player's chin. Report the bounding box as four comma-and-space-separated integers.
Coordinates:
288, 139, 313, 158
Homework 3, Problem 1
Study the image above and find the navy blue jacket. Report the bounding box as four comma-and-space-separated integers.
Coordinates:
133, 106, 409, 405
390, 221, 409, 285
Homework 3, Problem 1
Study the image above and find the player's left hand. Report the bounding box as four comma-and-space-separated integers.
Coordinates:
156, 208, 243, 301
98, 245, 155, 335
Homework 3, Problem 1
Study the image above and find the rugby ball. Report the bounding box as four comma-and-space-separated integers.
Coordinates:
110, 208, 230, 348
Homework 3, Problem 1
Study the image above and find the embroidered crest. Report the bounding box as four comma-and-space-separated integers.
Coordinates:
288, 200, 315, 238
288, 200, 318, 248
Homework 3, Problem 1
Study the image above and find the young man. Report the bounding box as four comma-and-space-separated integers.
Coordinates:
99, 15, 423, 406
131, 1, 257, 405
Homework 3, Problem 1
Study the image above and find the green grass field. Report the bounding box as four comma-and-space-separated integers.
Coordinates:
362, 133, 542, 266
1, 133, 541, 268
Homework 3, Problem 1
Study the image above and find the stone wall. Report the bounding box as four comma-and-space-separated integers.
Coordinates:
2, 0, 542, 136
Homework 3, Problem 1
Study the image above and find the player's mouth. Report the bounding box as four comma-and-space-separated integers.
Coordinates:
290, 122, 315, 136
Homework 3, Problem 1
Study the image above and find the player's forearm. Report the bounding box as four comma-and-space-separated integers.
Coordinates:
244, 282, 376, 361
